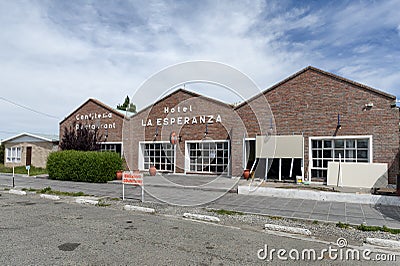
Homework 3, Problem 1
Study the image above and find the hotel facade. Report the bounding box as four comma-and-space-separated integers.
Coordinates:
60, 66, 400, 188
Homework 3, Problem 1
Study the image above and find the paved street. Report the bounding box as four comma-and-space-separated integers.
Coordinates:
1, 174, 400, 228
0, 192, 395, 265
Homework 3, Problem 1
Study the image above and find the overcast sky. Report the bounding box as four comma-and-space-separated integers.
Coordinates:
1, 0, 400, 141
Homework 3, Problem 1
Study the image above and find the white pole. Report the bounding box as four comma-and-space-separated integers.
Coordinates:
289, 158, 294, 180
339, 155, 343, 187
122, 183, 125, 200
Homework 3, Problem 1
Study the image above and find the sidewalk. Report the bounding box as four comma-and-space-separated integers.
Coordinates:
1, 174, 399, 229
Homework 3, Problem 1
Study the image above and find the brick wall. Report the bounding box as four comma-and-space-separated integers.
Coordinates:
236, 68, 399, 183
59, 99, 125, 144
124, 89, 247, 176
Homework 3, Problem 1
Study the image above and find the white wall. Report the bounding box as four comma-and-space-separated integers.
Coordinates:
327, 162, 388, 188
256, 135, 303, 158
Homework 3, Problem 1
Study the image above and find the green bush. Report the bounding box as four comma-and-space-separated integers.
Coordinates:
0, 144, 4, 164
47, 150, 123, 183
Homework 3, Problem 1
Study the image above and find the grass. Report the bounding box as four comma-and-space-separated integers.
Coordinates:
33, 186, 88, 197
269, 216, 283, 220
208, 209, 244, 216
357, 224, 400, 234
336, 221, 351, 229
312, 220, 319, 224
0, 163, 47, 176
97, 200, 111, 207
21, 188, 38, 192
336, 222, 400, 234
110, 197, 121, 201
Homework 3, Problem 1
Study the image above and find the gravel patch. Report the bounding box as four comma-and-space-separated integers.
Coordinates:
96, 197, 400, 247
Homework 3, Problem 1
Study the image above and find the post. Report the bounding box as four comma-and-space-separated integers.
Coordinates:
12, 164, 15, 188
122, 183, 125, 200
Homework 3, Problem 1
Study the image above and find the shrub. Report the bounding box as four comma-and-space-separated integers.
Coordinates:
60, 123, 103, 151
47, 150, 123, 183
0, 144, 4, 164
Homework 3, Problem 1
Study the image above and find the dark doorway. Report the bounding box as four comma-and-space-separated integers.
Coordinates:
265, 158, 302, 182
26, 146, 32, 166
244, 139, 256, 170
266, 158, 279, 180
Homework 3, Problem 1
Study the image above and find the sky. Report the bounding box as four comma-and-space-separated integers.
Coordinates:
1, 0, 400, 141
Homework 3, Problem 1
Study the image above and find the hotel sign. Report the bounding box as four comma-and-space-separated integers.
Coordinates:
141, 105, 222, 127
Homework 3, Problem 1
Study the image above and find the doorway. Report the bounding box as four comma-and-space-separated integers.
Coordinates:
26, 146, 32, 166
266, 158, 302, 182
244, 139, 256, 170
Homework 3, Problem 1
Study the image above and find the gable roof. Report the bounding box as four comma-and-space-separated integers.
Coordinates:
59, 98, 128, 125
235, 66, 396, 109
2, 132, 59, 143
133, 88, 233, 117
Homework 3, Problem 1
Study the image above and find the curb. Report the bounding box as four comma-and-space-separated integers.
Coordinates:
239, 186, 400, 207
75, 198, 99, 205
265, 223, 312, 236
365, 238, 400, 249
9, 189, 27, 196
40, 194, 60, 200
124, 205, 155, 213
183, 213, 220, 223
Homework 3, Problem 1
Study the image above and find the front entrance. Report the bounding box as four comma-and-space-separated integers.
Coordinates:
243, 139, 256, 170
253, 135, 304, 182
26, 146, 32, 166
266, 158, 302, 181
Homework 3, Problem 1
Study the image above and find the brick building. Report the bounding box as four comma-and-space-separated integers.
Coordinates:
123, 89, 246, 176
59, 98, 132, 155
123, 66, 399, 187
235, 67, 399, 185
60, 66, 399, 188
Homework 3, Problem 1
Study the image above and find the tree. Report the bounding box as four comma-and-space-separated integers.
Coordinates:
117, 95, 137, 113
60, 123, 103, 151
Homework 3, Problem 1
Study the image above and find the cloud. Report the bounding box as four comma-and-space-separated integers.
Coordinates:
0, 0, 400, 139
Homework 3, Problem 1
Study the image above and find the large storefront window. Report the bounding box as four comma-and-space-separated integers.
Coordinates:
187, 140, 229, 175
6, 147, 21, 163
142, 142, 175, 172
310, 136, 371, 182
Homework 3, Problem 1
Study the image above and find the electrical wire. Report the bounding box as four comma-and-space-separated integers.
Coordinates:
0, 96, 60, 120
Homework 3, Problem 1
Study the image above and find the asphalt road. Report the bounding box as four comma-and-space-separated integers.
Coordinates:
0, 192, 396, 265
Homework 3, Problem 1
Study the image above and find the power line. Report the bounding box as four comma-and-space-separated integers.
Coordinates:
0, 96, 60, 120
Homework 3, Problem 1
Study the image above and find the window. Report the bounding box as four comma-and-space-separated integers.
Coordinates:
310, 136, 371, 182
6, 147, 21, 163
142, 142, 174, 172
187, 140, 229, 174
100, 143, 122, 155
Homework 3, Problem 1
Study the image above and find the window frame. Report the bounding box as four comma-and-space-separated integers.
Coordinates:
6, 146, 22, 163
185, 140, 230, 175
139, 141, 176, 172
308, 135, 372, 183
